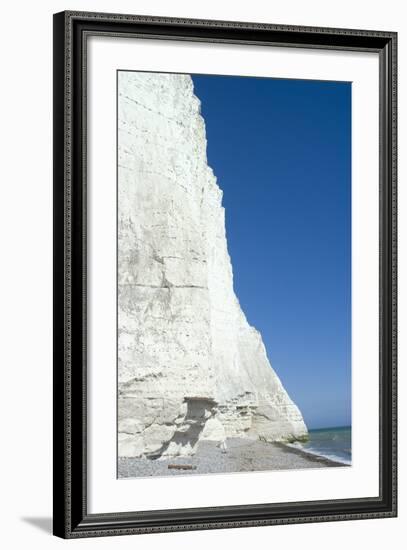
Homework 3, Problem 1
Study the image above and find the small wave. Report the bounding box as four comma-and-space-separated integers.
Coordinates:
286, 443, 352, 466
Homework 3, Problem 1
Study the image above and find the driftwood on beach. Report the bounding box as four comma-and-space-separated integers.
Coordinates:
168, 464, 197, 471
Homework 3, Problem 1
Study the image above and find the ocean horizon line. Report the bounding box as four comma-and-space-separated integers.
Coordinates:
307, 425, 351, 432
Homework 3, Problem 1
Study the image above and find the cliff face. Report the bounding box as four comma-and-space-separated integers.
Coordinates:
118, 71, 307, 458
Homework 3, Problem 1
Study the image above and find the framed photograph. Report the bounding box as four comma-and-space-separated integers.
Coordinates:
53, 11, 397, 538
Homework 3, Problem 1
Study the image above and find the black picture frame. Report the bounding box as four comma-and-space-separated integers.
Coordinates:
53, 10, 397, 539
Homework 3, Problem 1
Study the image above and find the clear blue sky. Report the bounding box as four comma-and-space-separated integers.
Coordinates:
192, 74, 351, 430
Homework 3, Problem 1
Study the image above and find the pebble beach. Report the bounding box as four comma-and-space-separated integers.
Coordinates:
118, 437, 346, 479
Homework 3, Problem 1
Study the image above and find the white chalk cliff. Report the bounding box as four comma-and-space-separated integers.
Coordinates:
118, 72, 308, 459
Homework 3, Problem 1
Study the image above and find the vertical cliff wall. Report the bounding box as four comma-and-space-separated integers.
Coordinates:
118, 71, 308, 458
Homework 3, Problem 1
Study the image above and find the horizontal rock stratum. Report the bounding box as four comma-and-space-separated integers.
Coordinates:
118, 71, 308, 459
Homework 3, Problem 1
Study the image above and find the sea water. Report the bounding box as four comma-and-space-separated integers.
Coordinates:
289, 426, 351, 465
